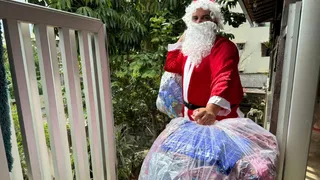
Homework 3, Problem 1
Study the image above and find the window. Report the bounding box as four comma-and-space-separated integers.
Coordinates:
255, 22, 270, 27
261, 43, 271, 57
255, 23, 266, 27
236, 43, 245, 50
236, 43, 245, 57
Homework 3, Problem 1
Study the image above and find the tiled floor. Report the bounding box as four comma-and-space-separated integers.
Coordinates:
306, 130, 320, 180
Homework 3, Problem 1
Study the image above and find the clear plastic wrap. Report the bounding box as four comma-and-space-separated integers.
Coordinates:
139, 118, 279, 180
156, 72, 183, 118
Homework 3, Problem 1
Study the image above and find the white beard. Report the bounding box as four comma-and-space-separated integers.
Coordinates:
182, 21, 217, 66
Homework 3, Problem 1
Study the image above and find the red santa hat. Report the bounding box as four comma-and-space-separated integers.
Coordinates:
182, 0, 224, 30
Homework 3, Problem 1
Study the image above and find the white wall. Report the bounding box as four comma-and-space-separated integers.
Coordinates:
224, 4, 270, 74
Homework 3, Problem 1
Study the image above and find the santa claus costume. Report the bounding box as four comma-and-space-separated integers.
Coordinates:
164, 0, 244, 121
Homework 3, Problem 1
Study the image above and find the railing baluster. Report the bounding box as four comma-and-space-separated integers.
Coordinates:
94, 26, 117, 180
19, 22, 52, 180
34, 24, 73, 180
59, 27, 90, 180
9, 107, 24, 180
3, 19, 51, 180
0, 128, 11, 180
78, 31, 104, 180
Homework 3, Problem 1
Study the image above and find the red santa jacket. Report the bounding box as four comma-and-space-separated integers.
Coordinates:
164, 35, 244, 121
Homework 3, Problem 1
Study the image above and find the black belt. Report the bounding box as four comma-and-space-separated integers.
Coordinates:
183, 101, 205, 110
183, 101, 238, 110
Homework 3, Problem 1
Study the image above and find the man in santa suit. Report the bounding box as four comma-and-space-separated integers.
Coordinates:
164, 0, 244, 125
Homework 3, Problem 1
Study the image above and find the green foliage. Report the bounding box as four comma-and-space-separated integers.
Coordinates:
109, 9, 183, 179
2, 45, 14, 99
216, 0, 246, 28
263, 40, 272, 49
242, 93, 266, 126
115, 124, 137, 179
11, 104, 28, 179
215, 0, 246, 39
218, 31, 235, 40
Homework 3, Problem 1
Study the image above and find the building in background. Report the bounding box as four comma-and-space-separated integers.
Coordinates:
225, 4, 271, 126
226, 4, 270, 93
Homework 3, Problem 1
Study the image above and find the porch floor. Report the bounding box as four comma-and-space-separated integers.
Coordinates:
306, 130, 320, 180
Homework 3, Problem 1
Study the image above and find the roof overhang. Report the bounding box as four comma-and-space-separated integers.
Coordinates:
238, 0, 254, 27
238, 0, 277, 25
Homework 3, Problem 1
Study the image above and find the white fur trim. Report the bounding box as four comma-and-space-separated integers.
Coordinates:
207, 96, 231, 116
182, 0, 224, 30
183, 57, 195, 103
184, 106, 190, 120
168, 42, 182, 51
182, 57, 196, 120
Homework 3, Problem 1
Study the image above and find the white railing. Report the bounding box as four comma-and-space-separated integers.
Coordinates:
0, 0, 116, 179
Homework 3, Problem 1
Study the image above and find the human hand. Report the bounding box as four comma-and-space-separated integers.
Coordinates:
193, 108, 217, 125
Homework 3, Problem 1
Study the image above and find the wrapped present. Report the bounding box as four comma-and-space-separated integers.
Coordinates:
139, 118, 279, 180
156, 72, 183, 118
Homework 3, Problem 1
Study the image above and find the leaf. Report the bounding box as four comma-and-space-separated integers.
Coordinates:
151, 37, 160, 43
141, 69, 158, 78
76, 6, 94, 17
115, 70, 127, 78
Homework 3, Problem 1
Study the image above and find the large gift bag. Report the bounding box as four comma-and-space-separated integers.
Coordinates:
139, 118, 279, 180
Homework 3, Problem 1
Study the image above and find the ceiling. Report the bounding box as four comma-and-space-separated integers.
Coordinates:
241, 0, 277, 23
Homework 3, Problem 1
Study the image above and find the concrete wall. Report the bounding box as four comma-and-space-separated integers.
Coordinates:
224, 4, 270, 74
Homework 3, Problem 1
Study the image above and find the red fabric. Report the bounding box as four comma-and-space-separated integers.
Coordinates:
164, 35, 243, 121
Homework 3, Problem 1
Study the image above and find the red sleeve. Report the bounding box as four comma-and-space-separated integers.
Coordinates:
208, 41, 240, 115
164, 46, 184, 75
210, 41, 239, 99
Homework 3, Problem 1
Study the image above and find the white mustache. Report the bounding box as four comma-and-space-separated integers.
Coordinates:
186, 21, 217, 33
182, 21, 217, 65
